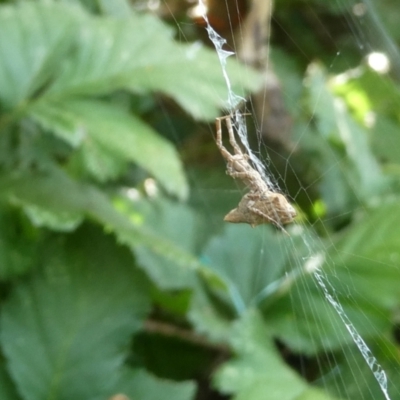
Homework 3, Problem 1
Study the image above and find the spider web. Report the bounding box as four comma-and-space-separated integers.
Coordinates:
146, 0, 400, 398
196, 0, 392, 399
196, 0, 278, 192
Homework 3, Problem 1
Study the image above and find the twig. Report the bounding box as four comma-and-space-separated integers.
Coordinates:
143, 319, 231, 355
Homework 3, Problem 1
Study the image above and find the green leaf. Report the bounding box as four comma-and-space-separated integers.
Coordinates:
334, 67, 400, 119
21, 202, 83, 232
30, 99, 188, 199
116, 195, 229, 312
188, 275, 235, 341
0, 2, 82, 109
98, 0, 132, 17
214, 310, 338, 400
318, 339, 400, 400
0, 359, 21, 400
190, 224, 328, 345
268, 272, 358, 354
26, 98, 86, 148
271, 47, 304, 117
0, 2, 258, 120
193, 224, 373, 354
303, 64, 387, 212
371, 115, 400, 164
113, 196, 232, 335
1, 225, 151, 400
124, 41, 261, 119
0, 167, 205, 277
128, 197, 203, 289
0, 207, 37, 280
0, 1, 260, 130
112, 368, 196, 400
70, 136, 128, 183
295, 124, 353, 216
327, 200, 400, 309
270, 201, 400, 355
333, 105, 386, 202
0, 1, 259, 195
201, 224, 307, 312
0, 3, 259, 118
43, 11, 259, 119
305, 63, 340, 140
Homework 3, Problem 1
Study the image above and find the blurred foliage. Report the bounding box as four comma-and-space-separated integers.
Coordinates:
1, 1, 400, 400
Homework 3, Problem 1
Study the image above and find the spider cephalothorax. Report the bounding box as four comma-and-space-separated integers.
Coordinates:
215, 115, 296, 232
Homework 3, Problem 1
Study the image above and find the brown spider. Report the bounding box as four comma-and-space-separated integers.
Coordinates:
215, 115, 296, 232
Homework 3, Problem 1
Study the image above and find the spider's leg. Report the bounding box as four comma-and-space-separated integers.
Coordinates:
225, 116, 244, 156
215, 117, 223, 147
230, 169, 260, 186
230, 171, 255, 180
216, 117, 236, 163
248, 205, 289, 236
248, 204, 277, 225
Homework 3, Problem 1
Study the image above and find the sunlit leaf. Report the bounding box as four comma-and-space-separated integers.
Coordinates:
303, 64, 387, 213
334, 67, 400, 118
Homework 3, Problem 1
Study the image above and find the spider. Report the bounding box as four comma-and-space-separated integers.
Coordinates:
215, 115, 296, 233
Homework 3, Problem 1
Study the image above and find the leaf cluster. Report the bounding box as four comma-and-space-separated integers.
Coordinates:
1, 1, 400, 400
